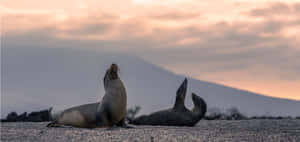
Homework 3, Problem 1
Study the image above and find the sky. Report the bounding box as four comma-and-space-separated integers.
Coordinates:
1, 0, 300, 100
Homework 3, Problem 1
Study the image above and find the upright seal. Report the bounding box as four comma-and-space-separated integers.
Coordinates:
47, 64, 129, 128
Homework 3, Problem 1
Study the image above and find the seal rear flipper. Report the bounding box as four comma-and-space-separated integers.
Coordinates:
173, 78, 188, 110
46, 121, 61, 127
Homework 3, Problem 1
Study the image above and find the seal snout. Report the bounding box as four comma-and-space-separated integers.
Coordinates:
191, 93, 202, 105
191, 93, 197, 100
110, 63, 119, 74
107, 63, 119, 80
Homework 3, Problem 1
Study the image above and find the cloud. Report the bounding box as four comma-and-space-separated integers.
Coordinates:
148, 10, 201, 21
2, 2, 300, 83
249, 2, 292, 17
247, 2, 300, 26
245, 2, 300, 44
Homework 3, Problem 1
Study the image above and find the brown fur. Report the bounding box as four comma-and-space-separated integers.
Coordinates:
47, 64, 128, 128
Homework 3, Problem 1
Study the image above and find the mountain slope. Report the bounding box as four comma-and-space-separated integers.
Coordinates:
2, 47, 300, 118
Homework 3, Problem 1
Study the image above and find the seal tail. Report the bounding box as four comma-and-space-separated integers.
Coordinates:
49, 108, 63, 122
191, 93, 207, 119
47, 108, 63, 127
48, 107, 53, 121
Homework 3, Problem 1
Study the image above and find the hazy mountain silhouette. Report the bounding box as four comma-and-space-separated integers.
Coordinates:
2, 47, 300, 118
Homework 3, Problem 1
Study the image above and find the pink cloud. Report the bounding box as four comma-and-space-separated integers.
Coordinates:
2, 1, 300, 100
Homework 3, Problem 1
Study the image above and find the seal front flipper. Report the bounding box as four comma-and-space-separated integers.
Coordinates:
116, 118, 134, 129
47, 121, 62, 127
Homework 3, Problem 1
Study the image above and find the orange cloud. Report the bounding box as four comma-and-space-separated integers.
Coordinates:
2, 1, 300, 100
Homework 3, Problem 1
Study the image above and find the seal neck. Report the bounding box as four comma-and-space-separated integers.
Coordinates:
103, 64, 120, 90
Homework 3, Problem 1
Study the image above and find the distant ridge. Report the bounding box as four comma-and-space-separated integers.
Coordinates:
2, 46, 300, 118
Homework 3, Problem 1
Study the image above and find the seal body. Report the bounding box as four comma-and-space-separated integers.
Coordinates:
130, 79, 207, 126
54, 103, 99, 128
47, 64, 127, 128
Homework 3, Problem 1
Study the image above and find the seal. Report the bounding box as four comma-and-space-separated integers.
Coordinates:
129, 78, 207, 126
47, 63, 129, 128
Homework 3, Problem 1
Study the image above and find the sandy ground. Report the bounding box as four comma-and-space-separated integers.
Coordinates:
1, 119, 300, 142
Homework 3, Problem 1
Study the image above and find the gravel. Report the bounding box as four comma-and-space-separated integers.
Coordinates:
1, 120, 300, 142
